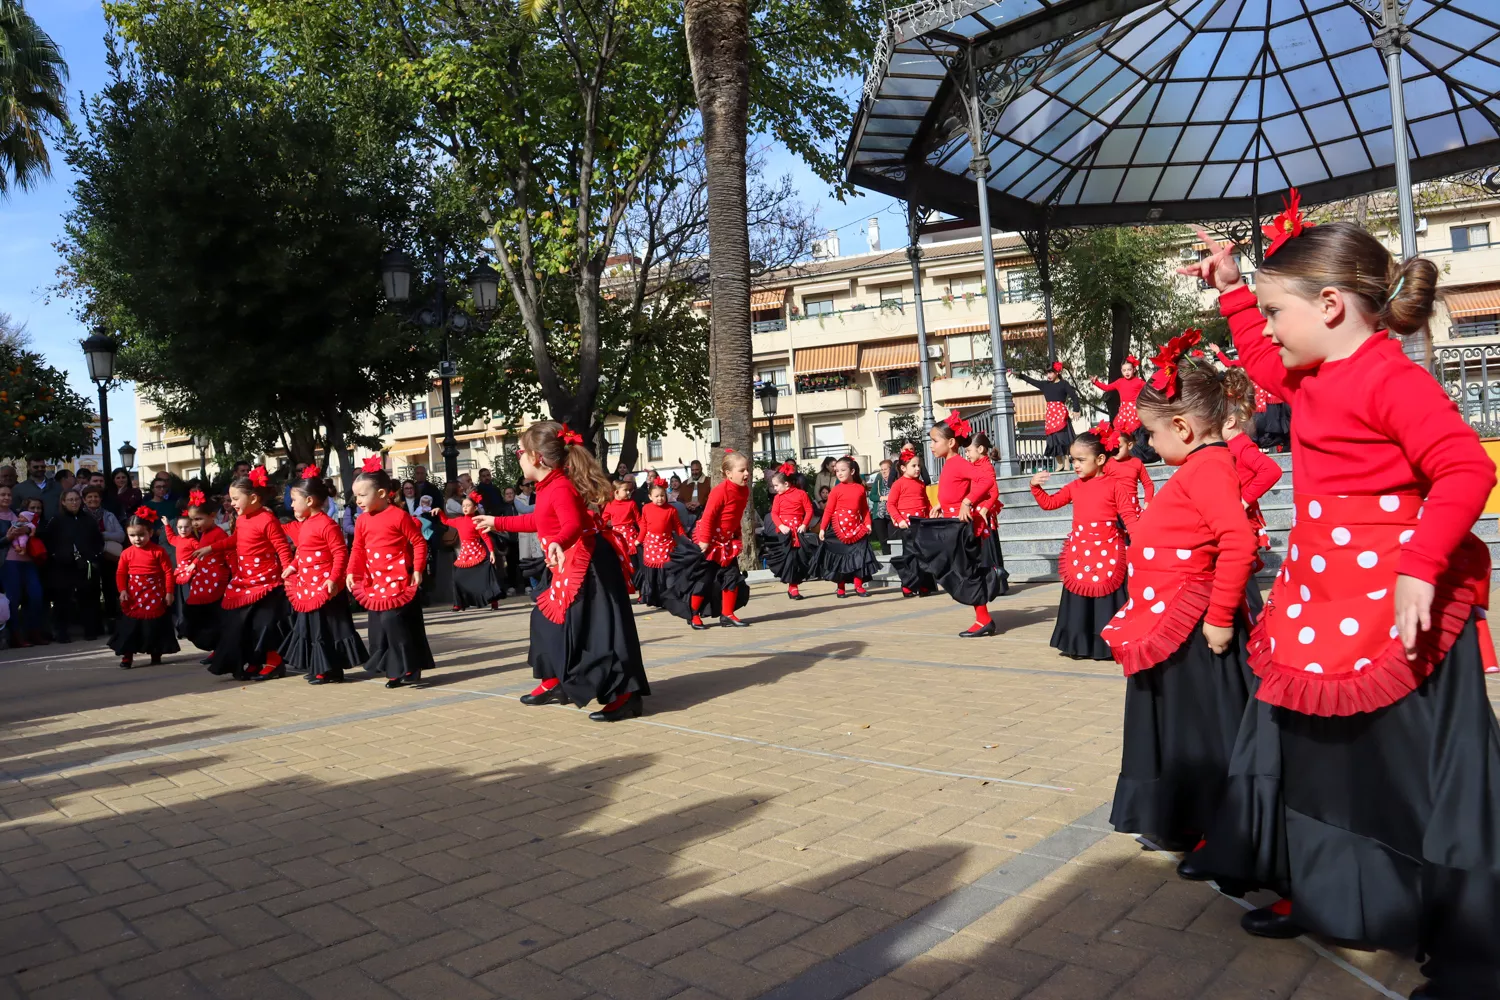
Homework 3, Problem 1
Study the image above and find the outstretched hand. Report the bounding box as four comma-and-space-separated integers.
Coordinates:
1175, 228, 1244, 292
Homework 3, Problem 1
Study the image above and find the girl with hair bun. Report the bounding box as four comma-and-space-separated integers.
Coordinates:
663, 450, 754, 629
1030, 423, 1140, 660
171, 489, 230, 663
633, 477, 684, 608
436, 491, 503, 612
348, 458, 433, 689
473, 422, 648, 721
964, 431, 1009, 597
765, 462, 817, 600
1175, 199, 1500, 995
885, 449, 934, 597
911, 413, 1005, 637
1016, 361, 1083, 471
280, 466, 367, 685
815, 456, 879, 598
110, 508, 180, 668
1098, 330, 1259, 874
197, 466, 294, 681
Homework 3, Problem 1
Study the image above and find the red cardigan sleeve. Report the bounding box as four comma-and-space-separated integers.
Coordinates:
794, 491, 813, 528
348, 515, 368, 580
1030, 480, 1073, 511
116, 549, 131, 591
494, 512, 538, 534
1111, 479, 1141, 528
668, 508, 685, 536
1136, 462, 1156, 501
818, 491, 835, 531
1181, 459, 1258, 628
1228, 434, 1282, 504
324, 518, 348, 581
695, 487, 726, 544
970, 462, 998, 509
1215, 348, 1242, 368
266, 517, 293, 570
1092, 377, 1121, 392
1221, 284, 1299, 400
154, 547, 173, 586
1376, 364, 1498, 584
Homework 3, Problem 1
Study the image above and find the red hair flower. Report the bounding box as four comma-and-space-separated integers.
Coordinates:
188, 489, 205, 507
652, 476, 667, 488
1091, 420, 1121, 453
361, 455, 384, 473
1148, 328, 1204, 399
134, 505, 158, 523
777, 461, 796, 477
300, 463, 321, 480
248, 465, 269, 487
945, 412, 972, 438
558, 424, 584, 447
1051, 361, 1065, 373
1124, 354, 1139, 367
1262, 187, 1312, 259
468, 491, 483, 506
898, 447, 916, 463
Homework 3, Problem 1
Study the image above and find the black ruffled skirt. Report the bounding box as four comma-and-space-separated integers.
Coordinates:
1195, 617, 1500, 992
662, 535, 749, 621
530, 543, 648, 707
1132, 425, 1160, 465
1052, 585, 1125, 661
1109, 614, 1252, 842
764, 531, 819, 586
279, 592, 369, 678
978, 530, 1010, 597
911, 518, 1003, 608
813, 536, 879, 584
452, 560, 502, 609
210, 589, 292, 679
1044, 424, 1076, 458
891, 523, 935, 594
633, 563, 670, 607
109, 613, 180, 659
179, 602, 221, 652
365, 598, 434, 681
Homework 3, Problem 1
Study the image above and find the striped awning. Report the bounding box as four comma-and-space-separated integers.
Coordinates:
859, 339, 919, 372
751, 288, 787, 310
931, 321, 1047, 341
390, 446, 428, 459
946, 394, 1045, 424
752, 415, 794, 429
1445, 284, 1500, 320
794, 343, 859, 375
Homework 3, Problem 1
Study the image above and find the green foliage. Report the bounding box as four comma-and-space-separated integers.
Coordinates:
60, 3, 437, 466
0, 0, 69, 194
0, 337, 96, 459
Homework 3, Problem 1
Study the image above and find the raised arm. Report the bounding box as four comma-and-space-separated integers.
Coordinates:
493, 511, 539, 534
1092, 376, 1121, 392
1030, 480, 1073, 511
1014, 372, 1049, 391
1220, 285, 1299, 400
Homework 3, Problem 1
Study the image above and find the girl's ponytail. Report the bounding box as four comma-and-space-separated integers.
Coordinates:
1381, 256, 1439, 338
565, 444, 613, 508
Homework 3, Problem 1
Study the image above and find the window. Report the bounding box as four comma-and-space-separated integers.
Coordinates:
878, 369, 919, 396
756, 366, 788, 388
947, 275, 982, 297
804, 298, 835, 316
1007, 270, 1037, 301
1453, 223, 1491, 252
879, 285, 904, 304
604, 426, 621, 459
1454, 316, 1500, 339
946, 333, 992, 378
412, 399, 427, 419
647, 436, 663, 461
811, 423, 845, 450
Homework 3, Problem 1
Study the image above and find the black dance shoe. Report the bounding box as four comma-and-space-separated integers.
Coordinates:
519, 685, 565, 706
720, 616, 750, 628
199, 655, 214, 666
384, 677, 404, 689
306, 673, 342, 686
119, 657, 133, 670
835, 590, 849, 599
254, 665, 285, 681
689, 617, 711, 630
589, 693, 643, 722
958, 621, 997, 638
1240, 906, 1303, 939
1175, 853, 1214, 881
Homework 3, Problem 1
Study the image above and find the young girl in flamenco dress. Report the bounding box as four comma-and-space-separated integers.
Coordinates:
201, 467, 293, 681
1093, 354, 1155, 463
347, 460, 433, 689
815, 456, 880, 599
437, 491, 503, 611
764, 463, 817, 600
886, 448, 935, 598
110, 509, 180, 669
662, 451, 752, 629
633, 478, 683, 608
1030, 423, 1140, 660
1174, 198, 1500, 999
280, 467, 367, 685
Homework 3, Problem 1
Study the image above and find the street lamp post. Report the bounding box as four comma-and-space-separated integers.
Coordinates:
80, 326, 118, 478
381, 251, 499, 484
117, 440, 137, 484
193, 434, 209, 481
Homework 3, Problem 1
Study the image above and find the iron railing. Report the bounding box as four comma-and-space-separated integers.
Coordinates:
752, 318, 787, 334
1437, 342, 1500, 437
753, 448, 797, 463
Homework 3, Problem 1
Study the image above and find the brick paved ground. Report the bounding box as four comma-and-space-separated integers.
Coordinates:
0, 581, 1460, 999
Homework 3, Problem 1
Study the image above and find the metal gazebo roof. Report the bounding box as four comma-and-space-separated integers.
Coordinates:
844, 0, 1500, 228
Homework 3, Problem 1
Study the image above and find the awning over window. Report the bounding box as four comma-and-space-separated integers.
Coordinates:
794, 343, 859, 375
946, 394, 1045, 424
752, 415, 794, 429
1445, 284, 1500, 320
932, 321, 1047, 341
389, 446, 428, 459
751, 288, 786, 310
859, 339, 919, 372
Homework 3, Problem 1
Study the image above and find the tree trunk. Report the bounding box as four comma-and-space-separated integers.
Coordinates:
616, 405, 641, 475
325, 405, 356, 499
1106, 299, 1133, 422
685, 0, 754, 562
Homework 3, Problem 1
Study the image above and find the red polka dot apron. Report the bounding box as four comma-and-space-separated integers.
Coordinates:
287, 543, 338, 613
1061, 520, 1126, 597
594, 513, 636, 594
181, 553, 229, 605
1252, 384, 1271, 413
535, 527, 600, 624
641, 529, 674, 569
352, 546, 419, 610
1101, 542, 1218, 675
1114, 400, 1141, 434
938, 504, 991, 539
609, 522, 640, 556
123, 572, 168, 620
222, 552, 283, 609
1044, 401, 1069, 434
829, 511, 869, 544
703, 535, 743, 567
455, 537, 489, 569
1250, 493, 1490, 716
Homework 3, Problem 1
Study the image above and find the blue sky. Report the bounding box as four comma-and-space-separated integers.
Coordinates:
0, 1, 885, 457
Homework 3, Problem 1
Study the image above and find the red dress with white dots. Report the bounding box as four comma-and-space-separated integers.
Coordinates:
349, 505, 427, 611
818, 482, 871, 543
602, 499, 641, 555
116, 543, 174, 620
1032, 473, 1141, 598
435, 511, 494, 569
693, 479, 750, 566
211, 507, 293, 610
1092, 375, 1147, 433
1099, 443, 1258, 675
283, 512, 348, 613
637, 502, 684, 569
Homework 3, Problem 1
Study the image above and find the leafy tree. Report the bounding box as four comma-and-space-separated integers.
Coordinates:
0, 334, 96, 459
59, 5, 437, 482
0, 0, 68, 195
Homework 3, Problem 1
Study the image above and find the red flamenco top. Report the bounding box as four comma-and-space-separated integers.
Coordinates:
819, 481, 872, 543
283, 512, 348, 613
1099, 443, 1258, 674
1228, 433, 1281, 552
1092, 375, 1147, 432
435, 511, 494, 568
1223, 283, 1495, 715
116, 542, 173, 620
1032, 472, 1141, 597
205, 506, 292, 610
348, 504, 427, 611
638, 502, 684, 569
935, 454, 992, 536
163, 522, 231, 603
601, 498, 641, 553
886, 476, 929, 526
770, 486, 815, 549
1106, 454, 1155, 502
493, 469, 599, 623
693, 479, 750, 566
971, 455, 1003, 517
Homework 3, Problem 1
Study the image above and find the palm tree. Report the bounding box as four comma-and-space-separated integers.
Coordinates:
0, 0, 69, 196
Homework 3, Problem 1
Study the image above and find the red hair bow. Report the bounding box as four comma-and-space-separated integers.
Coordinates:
1148, 328, 1204, 399
300, 463, 321, 480
777, 461, 796, 477
134, 505, 158, 523
361, 455, 384, 473
898, 447, 916, 463
468, 491, 483, 506
188, 489, 205, 507
1124, 354, 1139, 367
945, 412, 971, 438
558, 423, 584, 447
1051, 361, 1065, 373
248, 465, 269, 487
1091, 420, 1121, 453
1262, 187, 1312, 259
652, 476, 667, 489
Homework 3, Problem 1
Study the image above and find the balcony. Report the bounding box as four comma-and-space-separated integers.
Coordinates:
876, 371, 920, 407
753, 448, 797, 463
752, 318, 787, 334
794, 387, 865, 415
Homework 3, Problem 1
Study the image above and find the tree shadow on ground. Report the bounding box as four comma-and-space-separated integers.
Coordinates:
0, 715, 256, 781
647, 640, 867, 713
